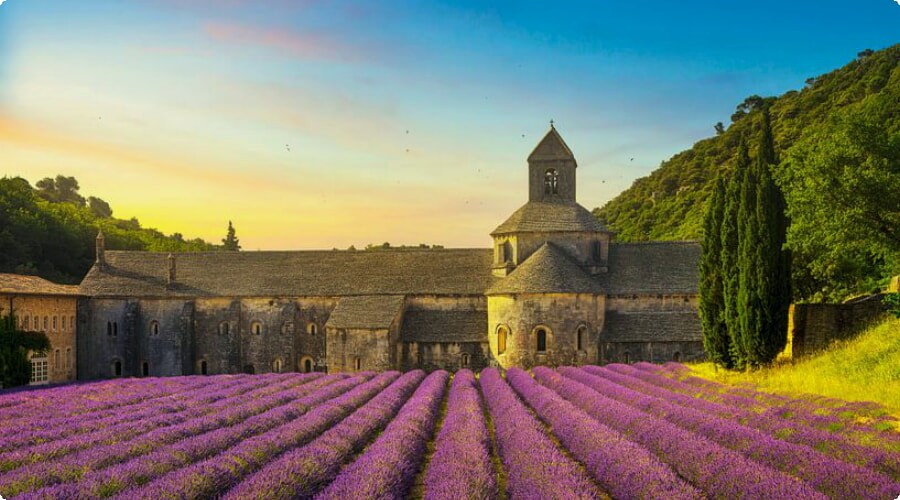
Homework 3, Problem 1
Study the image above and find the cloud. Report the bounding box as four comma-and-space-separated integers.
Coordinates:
202, 21, 358, 61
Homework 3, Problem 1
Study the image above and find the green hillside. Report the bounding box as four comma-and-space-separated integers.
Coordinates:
595, 44, 900, 300
0, 175, 220, 284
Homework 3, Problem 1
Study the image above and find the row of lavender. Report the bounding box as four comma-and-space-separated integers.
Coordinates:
0, 364, 897, 499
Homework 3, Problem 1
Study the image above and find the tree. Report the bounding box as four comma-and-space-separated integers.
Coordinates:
222, 221, 241, 251
0, 315, 51, 388
714, 122, 726, 135
35, 175, 86, 206
721, 137, 749, 366
699, 173, 732, 367
88, 196, 113, 218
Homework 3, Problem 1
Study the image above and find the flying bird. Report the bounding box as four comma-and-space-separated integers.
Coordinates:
630, 158, 634, 161
286, 144, 291, 152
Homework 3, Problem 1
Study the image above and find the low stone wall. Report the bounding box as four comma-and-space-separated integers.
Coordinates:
790, 295, 890, 357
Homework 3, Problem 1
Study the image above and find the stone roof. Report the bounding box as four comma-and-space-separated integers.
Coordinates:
604, 242, 700, 295
486, 243, 600, 295
528, 126, 576, 164
325, 295, 405, 330
79, 249, 496, 298
491, 201, 607, 235
401, 308, 487, 343
0, 274, 80, 296
603, 311, 701, 342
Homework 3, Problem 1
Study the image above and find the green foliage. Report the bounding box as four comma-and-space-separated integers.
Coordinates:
884, 294, 900, 318
222, 221, 241, 251
0, 315, 51, 388
721, 138, 748, 367
699, 174, 732, 368
595, 43, 900, 301
35, 175, 86, 206
88, 196, 113, 218
0, 176, 218, 284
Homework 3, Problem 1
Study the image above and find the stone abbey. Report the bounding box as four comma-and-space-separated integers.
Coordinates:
75, 126, 704, 378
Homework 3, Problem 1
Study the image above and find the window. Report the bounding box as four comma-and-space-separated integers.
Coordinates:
251, 322, 263, 335
54, 349, 61, 370
544, 168, 559, 194
497, 325, 509, 355
244, 364, 255, 375
307, 323, 317, 336
576, 326, 586, 351
273, 358, 283, 373
113, 322, 118, 336
303, 358, 313, 373
34, 315, 39, 330
53, 316, 58, 331
31, 354, 48, 384
61, 316, 66, 331
499, 240, 513, 263
141, 362, 149, 377
354, 358, 362, 371
623, 352, 630, 364
461, 353, 470, 367
535, 327, 548, 353
149, 321, 160, 336
113, 360, 122, 377
200, 360, 208, 375
43, 316, 48, 332
107, 321, 113, 336
219, 322, 230, 335
66, 348, 72, 371
23, 316, 29, 329
673, 352, 682, 362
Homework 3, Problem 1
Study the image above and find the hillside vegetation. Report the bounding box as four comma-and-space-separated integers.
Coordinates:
0, 176, 219, 284
595, 44, 900, 300
690, 317, 900, 416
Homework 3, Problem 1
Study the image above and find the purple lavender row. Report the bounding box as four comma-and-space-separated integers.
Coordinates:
20, 373, 374, 500
223, 370, 427, 500
0, 373, 305, 475
316, 370, 448, 500
423, 369, 497, 500
117, 371, 402, 500
600, 364, 900, 480
2, 374, 340, 496
0, 374, 294, 452
533, 367, 824, 499
568, 367, 900, 499
479, 368, 602, 500
505, 368, 702, 499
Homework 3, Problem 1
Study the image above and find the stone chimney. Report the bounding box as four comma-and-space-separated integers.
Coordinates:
95, 229, 106, 268
167, 253, 176, 287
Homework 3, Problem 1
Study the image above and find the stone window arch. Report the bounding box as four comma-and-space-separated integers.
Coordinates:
251, 321, 263, 336
533, 325, 551, 353
112, 359, 123, 377
61, 315, 66, 331
496, 325, 509, 355
307, 323, 318, 336
218, 321, 230, 335
354, 357, 362, 371
149, 321, 160, 336
52, 316, 57, 331
460, 352, 470, 367
544, 168, 559, 194
43, 316, 48, 332
199, 360, 208, 375
299, 356, 314, 373
272, 358, 283, 373
576, 324, 588, 352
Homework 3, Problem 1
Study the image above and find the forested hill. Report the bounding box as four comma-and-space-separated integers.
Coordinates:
594, 44, 900, 243
0, 176, 220, 284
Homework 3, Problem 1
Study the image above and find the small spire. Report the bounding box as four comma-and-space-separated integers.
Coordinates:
95, 229, 106, 267
550, 119, 555, 128
167, 253, 176, 287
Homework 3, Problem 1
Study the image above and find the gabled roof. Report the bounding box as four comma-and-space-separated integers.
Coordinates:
486, 242, 600, 295
491, 201, 607, 235
603, 311, 701, 342
325, 295, 405, 330
604, 242, 701, 295
528, 126, 576, 165
401, 308, 487, 343
79, 249, 496, 298
0, 274, 80, 296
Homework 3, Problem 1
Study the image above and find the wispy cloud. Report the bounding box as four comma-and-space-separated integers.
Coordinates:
202, 21, 358, 61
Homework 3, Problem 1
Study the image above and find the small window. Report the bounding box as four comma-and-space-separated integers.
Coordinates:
461, 353, 470, 367
304, 358, 313, 373
251, 322, 263, 335
273, 358, 283, 373
673, 352, 682, 362
536, 327, 548, 353
219, 322, 230, 335
113, 322, 118, 337
53, 316, 58, 331
34, 315, 39, 330
141, 362, 149, 377
61, 316, 66, 331
244, 364, 255, 375
113, 360, 123, 377
307, 323, 317, 336
149, 321, 160, 336
623, 352, 630, 364
576, 326, 586, 351
544, 168, 559, 195
107, 321, 112, 336
23, 316, 29, 329
43, 316, 49, 332
497, 325, 509, 355
354, 358, 362, 371
54, 349, 61, 370
200, 360, 208, 375
66, 348, 72, 371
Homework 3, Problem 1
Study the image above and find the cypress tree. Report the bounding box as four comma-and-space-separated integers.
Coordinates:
699, 174, 732, 367
721, 137, 749, 367
735, 144, 760, 369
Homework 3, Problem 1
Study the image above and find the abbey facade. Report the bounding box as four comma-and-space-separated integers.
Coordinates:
76, 127, 704, 379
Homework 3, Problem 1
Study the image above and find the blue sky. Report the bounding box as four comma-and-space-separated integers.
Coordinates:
1, 0, 897, 249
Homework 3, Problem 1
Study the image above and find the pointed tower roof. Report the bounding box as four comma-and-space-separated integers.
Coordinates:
485, 242, 600, 295
528, 124, 576, 165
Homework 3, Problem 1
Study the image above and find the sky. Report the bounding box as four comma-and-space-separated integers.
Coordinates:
0, 1, 898, 250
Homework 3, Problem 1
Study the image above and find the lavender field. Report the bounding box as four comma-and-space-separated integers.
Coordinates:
0, 363, 898, 499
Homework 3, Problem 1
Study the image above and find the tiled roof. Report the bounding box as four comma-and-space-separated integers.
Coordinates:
325, 295, 405, 329
603, 311, 701, 342
490, 201, 607, 235
605, 242, 700, 295
0, 274, 80, 296
486, 243, 601, 295
528, 126, 576, 163
401, 308, 487, 343
79, 249, 496, 298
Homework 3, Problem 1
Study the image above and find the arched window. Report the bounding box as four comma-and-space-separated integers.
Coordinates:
219, 322, 230, 335
61, 315, 66, 331
304, 358, 313, 373
307, 323, 317, 336
54, 349, 61, 370
149, 321, 159, 336
354, 358, 362, 371
53, 316, 58, 331
497, 325, 509, 355
544, 168, 559, 194
244, 364, 256, 375
251, 322, 263, 335
535, 327, 548, 353
107, 321, 112, 336
576, 325, 586, 351
43, 316, 48, 332
200, 360, 208, 375
113, 360, 122, 377
141, 362, 149, 377
23, 316, 29, 329
461, 353, 470, 367
673, 352, 682, 362
113, 322, 118, 337
623, 352, 630, 364
273, 358, 283, 373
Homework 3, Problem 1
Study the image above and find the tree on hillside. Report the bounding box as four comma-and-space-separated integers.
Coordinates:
0, 315, 51, 388
35, 175, 86, 206
222, 221, 241, 251
699, 173, 732, 367
88, 196, 113, 218
721, 137, 749, 367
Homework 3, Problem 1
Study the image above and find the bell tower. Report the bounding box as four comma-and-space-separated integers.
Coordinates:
528, 122, 577, 203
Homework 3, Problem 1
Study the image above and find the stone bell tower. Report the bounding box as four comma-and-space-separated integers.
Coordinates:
528, 122, 577, 203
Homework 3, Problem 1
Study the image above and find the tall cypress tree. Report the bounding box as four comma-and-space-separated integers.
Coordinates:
699, 174, 732, 367
721, 137, 749, 367
735, 137, 761, 369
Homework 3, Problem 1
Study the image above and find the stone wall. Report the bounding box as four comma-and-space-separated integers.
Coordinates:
1, 294, 77, 383
599, 341, 704, 364
402, 341, 490, 371
791, 295, 890, 357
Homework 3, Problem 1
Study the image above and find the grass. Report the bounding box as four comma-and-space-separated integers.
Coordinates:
688, 317, 900, 417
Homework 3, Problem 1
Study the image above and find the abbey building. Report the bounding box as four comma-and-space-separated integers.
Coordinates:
76, 126, 704, 378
